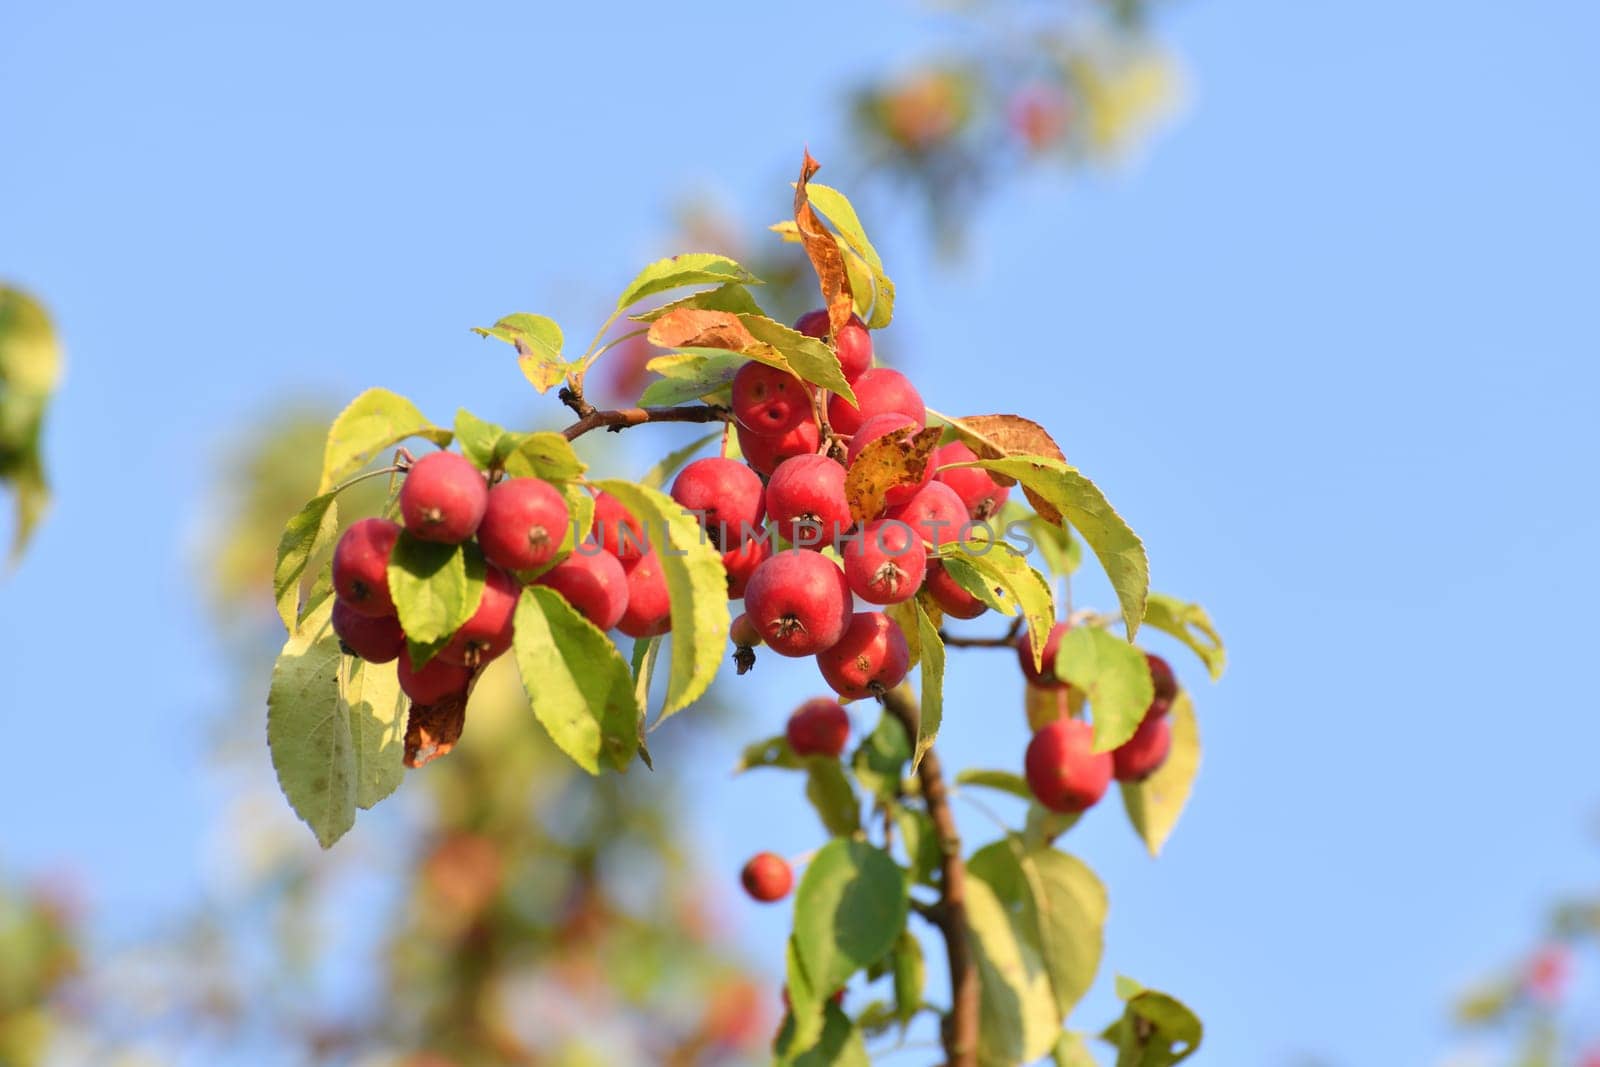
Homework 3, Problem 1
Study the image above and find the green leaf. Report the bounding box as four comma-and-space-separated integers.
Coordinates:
969, 840, 1108, 1020
547, 481, 594, 566
939, 539, 1054, 673
891, 931, 925, 1030
318, 388, 451, 493
956, 769, 1035, 802
894, 806, 941, 886
1142, 593, 1226, 681
912, 603, 945, 771
1000, 500, 1082, 578
639, 430, 721, 491
387, 535, 486, 663
737, 313, 856, 404
783, 935, 827, 1053
272, 492, 338, 631
965, 875, 1061, 1067
0, 286, 62, 395
1054, 1032, 1099, 1067
630, 636, 661, 769
960, 456, 1148, 637
452, 409, 524, 471
266, 600, 356, 848
471, 313, 568, 392
500, 431, 586, 481
805, 183, 895, 329
0, 287, 61, 563
793, 839, 909, 997
1102, 979, 1203, 1067
852, 710, 910, 801
1055, 626, 1155, 753
1121, 692, 1201, 856
615, 253, 759, 311
1024, 805, 1083, 850
805, 758, 863, 837
776, 994, 870, 1067
735, 733, 804, 773
629, 281, 765, 323
512, 587, 639, 773
637, 350, 745, 407
592, 479, 730, 719
342, 658, 408, 810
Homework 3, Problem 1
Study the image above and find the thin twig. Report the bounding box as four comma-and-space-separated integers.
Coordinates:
560, 404, 733, 441
938, 616, 1023, 648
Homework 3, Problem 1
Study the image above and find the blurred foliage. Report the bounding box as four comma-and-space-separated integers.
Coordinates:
0, 876, 77, 1067
0, 285, 62, 563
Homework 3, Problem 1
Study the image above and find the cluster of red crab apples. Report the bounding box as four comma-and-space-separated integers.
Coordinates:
327, 309, 1014, 707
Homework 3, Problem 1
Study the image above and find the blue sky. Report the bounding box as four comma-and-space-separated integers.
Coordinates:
3, 1, 1599, 1064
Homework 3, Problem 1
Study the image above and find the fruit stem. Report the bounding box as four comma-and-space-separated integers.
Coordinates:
883, 686, 978, 1067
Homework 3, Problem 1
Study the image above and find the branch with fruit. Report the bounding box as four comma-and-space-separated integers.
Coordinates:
264, 151, 1226, 1066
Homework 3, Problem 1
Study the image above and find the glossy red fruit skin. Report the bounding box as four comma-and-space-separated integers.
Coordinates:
827, 368, 925, 436
722, 534, 773, 599
397, 654, 472, 705
786, 696, 852, 758
1017, 621, 1072, 689
737, 417, 821, 477
846, 413, 932, 510
818, 612, 911, 700
1146, 653, 1178, 705
1112, 713, 1172, 782
887, 480, 970, 550
535, 546, 629, 631
740, 852, 793, 903
843, 519, 926, 604
617, 551, 672, 639
923, 561, 987, 619
732, 361, 812, 436
478, 477, 569, 572
730, 612, 763, 647
592, 490, 647, 562
332, 517, 401, 617
742, 550, 852, 657
440, 565, 520, 667
1025, 718, 1113, 813
671, 457, 767, 550
766, 454, 852, 551
332, 598, 405, 663
933, 441, 1011, 520
795, 309, 873, 382
400, 452, 488, 544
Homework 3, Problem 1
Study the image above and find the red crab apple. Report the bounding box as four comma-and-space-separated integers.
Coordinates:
1146, 652, 1178, 706
843, 519, 926, 604
440, 565, 519, 667
737, 417, 821, 477
740, 852, 793, 903
742, 550, 852, 657
817, 612, 911, 700
730, 612, 763, 647
617, 551, 672, 639
592, 490, 646, 562
933, 441, 1010, 520
671, 457, 767, 550
732, 361, 813, 436
786, 696, 851, 758
535, 546, 629, 631
795, 308, 874, 382
1017, 621, 1071, 689
332, 517, 400, 617
400, 451, 488, 544
397, 653, 472, 705
846, 413, 932, 509
1112, 713, 1172, 782
765, 454, 852, 551
478, 477, 569, 572
887, 480, 969, 549
722, 534, 772, 599
1025, 718, 1112, 813
827, 368, 925, 436
332, 598, 405, 663
923, 561, 987, 619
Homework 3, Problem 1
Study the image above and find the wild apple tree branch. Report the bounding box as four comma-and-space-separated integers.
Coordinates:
883, 685, 979, 1067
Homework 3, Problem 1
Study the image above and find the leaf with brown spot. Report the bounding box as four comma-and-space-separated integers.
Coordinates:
405, 692, 467, 768
793, 150, 855, 337
931, 411, 1069, 520
844, 426, 942, 523
645, 307, 760, 351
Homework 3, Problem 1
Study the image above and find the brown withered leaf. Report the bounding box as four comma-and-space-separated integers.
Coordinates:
935, 412, 1070, 523
793, 150, 855, 338
404, 693, 467, 768
646, 307, 760, 352
844, 426, 943, 523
